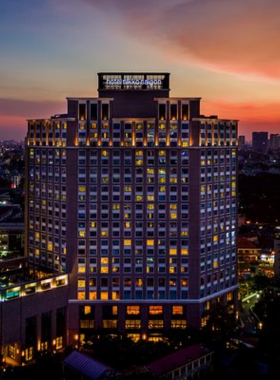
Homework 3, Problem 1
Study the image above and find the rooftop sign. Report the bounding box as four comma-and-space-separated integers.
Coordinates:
106, 78, 162, 86
98, 72, 170, 91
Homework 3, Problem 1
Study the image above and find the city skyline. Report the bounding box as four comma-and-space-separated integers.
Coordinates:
1, 0, 280, 141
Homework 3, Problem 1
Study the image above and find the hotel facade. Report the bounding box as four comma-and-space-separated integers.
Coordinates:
24, 72, 238, 345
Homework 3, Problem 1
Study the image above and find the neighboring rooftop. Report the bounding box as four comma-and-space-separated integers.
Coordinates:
63, 350, 115, 380
145, 344, 212, 378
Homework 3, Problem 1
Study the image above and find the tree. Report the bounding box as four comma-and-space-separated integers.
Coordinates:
251, 274, 270, 292
202, 302, 238, 342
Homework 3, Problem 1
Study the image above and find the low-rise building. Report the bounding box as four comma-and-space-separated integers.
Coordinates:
145, 344, 213, 379
0, 268, 69, 364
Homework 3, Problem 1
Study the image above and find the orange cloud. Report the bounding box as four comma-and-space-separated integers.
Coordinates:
0, 98, 65, 118
0, 115, 27, 140
0, 98, 66, 140
202, 100, 280, 122
85, 0, 280, 80
201, 99, 280, 140
162, 0, 280, 80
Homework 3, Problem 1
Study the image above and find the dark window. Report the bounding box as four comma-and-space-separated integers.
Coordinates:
79, 104, 86, 121
159, 104, 166, 120
102, 104, 109, 120
26, 316, 37, 347
41, 311, 52, 345
90, 104, 98, 120
56, 307, 66, 339
170, 104, 177, 120
182, 104, 189, 120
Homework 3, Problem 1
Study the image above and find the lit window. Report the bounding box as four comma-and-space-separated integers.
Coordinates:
149, 306, 163, 315
127, 306, 140, 315
78, 279, 85, 288
78, 291, 85, 300
78, 265, 86, 273
89, 291, 97, 300
84, 306, 91, 315
101, 292, 109, 300
125, 320, 141, 329
227, 293, 233, 301
124, 240, 131, 246
135, 278, 143, 287
172, 306, 183, 315
112, 292, 120, 300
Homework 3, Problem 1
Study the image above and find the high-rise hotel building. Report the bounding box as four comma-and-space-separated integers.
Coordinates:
26, 73, 238, 343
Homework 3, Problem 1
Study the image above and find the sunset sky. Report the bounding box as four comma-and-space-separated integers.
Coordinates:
1, 0, 280, 141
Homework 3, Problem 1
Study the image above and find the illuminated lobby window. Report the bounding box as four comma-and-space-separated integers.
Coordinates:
172, 306, 183, 315
126, 306, 140, 315
171, 320, 187, 328
149, 306, 163, 315
125, 320, 141, 329
148, 320, 164, 329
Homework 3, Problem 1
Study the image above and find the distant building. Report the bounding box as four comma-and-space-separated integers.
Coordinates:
237, 236, 261, 278
252, 132, 268, 154
0, 222, 24, 256
145, 344, 213, 379
62, 350, 116, 380
0, 270, 68, 364
269, 133, 280, 150
274, 226, 280, 277
238, 135, 245, 149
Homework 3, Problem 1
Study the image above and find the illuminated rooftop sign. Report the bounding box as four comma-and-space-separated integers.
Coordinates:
106, 78, 162, 86
98, 72, 170, 91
